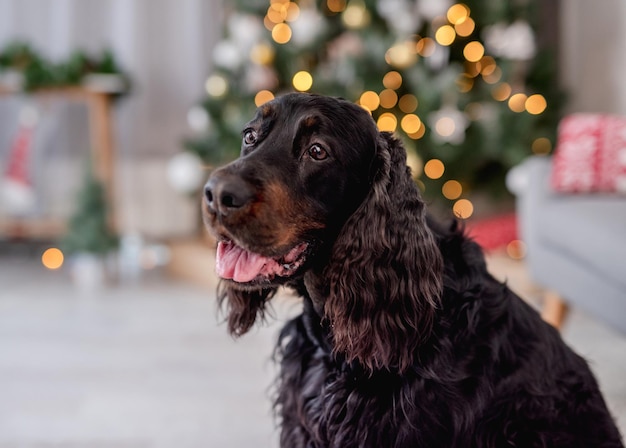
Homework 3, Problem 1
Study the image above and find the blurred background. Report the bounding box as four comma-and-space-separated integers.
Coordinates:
0, 0, 625, 446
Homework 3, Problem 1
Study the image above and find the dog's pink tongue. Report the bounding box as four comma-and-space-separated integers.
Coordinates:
216, 241, 270, 283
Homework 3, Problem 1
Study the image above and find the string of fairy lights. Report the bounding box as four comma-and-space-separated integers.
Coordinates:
202, 0, 552, 222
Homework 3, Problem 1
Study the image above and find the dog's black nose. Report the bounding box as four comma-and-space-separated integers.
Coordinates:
204, 174, 254, 216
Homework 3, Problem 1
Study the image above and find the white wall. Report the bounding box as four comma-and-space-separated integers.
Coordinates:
560, 0, 626, 115
0, 0, 222, 237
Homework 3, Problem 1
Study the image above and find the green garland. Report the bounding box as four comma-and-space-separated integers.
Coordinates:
0, 41, 130, 95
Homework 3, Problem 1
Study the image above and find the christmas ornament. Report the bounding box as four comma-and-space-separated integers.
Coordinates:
213, 39, 243, 71
1, 104, 39, 215
187, 106, 211, 133
483, 20, 536, 60
291, 8, 325, 47
166, 151, 205, 194
428, 105, 470, 145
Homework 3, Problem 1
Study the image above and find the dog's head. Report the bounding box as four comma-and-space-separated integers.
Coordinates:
203, 93, 442, 371
203, 93, 377, 289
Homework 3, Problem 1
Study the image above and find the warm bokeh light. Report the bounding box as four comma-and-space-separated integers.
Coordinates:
435, 25, 456, 46
398, 94, 418, 113
508, 93, 528, 112
285, 2, 300, 22
42, 248, 64, 270
271, 23, 292, 44
379, 89, 398, 108
385, 42, 417, 68
424, 159, 445, 179
492, 83, 512, 101
456, 74, 473, 93
442, 180, 463, 200
407, 125, 426, 140
377, 112, 397, 132
342, 1, 370, 29
205, 74, 228, 97
525, 94, 547, 115
383, 71, 402, 90
250, 43, 275, 65
292, 70, 313, 91
532, 137, 552, 155
479, 56, 496, 75
267, 4, 287, 23
359, 90, 380, 111
463, 41, 484, 62
254, 90, 275, 106
416, 38, 436, 57
447, 4, 470, 25
401, 114, 422, 134
455, 17, 475, 36
506, 240, 527, 259
482, 66, 502, 84
327, 0, 347, 13
453, 198, 474, 219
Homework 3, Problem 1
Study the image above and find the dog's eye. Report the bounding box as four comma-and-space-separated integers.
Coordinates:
308, 144, 328, 161
243, 130, 258, 145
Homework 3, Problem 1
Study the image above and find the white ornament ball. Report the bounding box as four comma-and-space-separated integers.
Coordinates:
187, 106, 210, 132
213, 39, 243, 71
166, 152, 205, 194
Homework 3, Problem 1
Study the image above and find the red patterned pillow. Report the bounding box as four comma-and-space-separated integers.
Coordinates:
551, 114, 626, 193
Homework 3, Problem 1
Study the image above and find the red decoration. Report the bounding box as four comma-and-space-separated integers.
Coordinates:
551, 114, 626, 193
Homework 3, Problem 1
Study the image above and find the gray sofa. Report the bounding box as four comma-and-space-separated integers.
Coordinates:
508, 156, 626, 334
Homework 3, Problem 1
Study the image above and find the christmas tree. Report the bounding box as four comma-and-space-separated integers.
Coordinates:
183, 0, 561, 217
61, 167, 118, 255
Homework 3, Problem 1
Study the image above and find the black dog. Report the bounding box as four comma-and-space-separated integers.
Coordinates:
203, 93, 623, 447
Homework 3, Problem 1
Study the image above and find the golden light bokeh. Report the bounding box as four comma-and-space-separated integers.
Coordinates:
508, 93, 528, 113
416, 37, 436, 57
482, 66, 502, 84
377, 112, 397, 132
398, 94, 418, 113
442, 180, 463, 200
385, 42, 417, 69
250, 43, 275, 65
506, 240, 527, 259
463, 41, 484, 62
447, 4, 470, 25
292, 70, 313, 91
379, 89, 398, 109
532, 137, 552, 155
255, 90, 275, 106
480, 56, 496, 75
272, 23, 292, 44
435, 25, 456, 46
453, 199, 474, 219
327, 0, 347, 13
455, 17, 475, 36
492, 83, 512, 101
359, 90, 380, 111
205, 74, 228, 97
285, 2, 300, 21
383, 71, 402, 90
42, 248, 64, 270
401, 114, 422, 134
456, 74, 473, 93
525, 94, 547, 115
424, 159, 445, 179
267, 4, 287, 23
407, 125, 426, 140
342, 1, 371, 29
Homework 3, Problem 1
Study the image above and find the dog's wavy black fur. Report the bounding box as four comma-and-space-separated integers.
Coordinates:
203, 93, 623, 447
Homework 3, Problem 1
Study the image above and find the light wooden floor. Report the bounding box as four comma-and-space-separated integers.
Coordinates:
0, 251, 624, 447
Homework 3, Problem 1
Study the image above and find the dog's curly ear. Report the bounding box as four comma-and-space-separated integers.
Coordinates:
324, 132, 443, 372
218, 283, 278, 336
